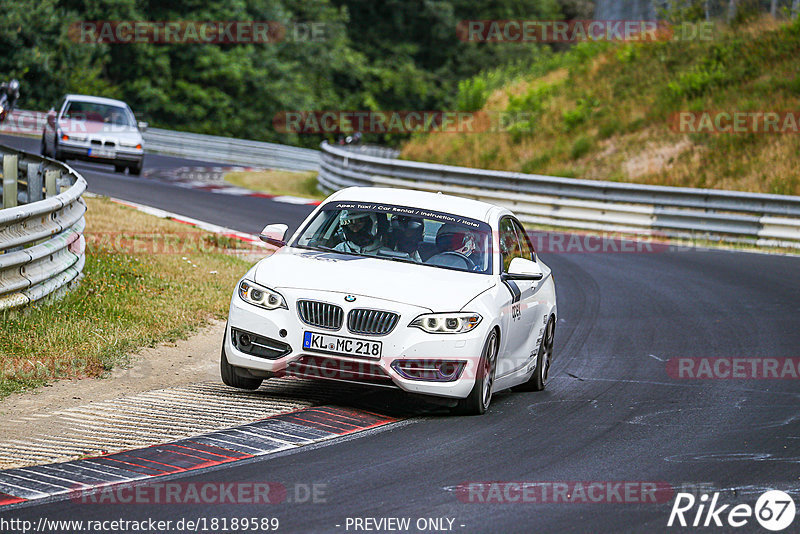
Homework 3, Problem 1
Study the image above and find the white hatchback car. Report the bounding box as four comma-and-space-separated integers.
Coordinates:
223, 187, 557, 414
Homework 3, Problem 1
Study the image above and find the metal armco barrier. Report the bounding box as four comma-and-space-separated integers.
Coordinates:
142, 128, 320, 171
0, 109, 320, 172
0, 143, 87, 310
318, 141, 800, 248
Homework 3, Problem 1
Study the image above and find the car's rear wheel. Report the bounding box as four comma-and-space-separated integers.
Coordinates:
514, 316, 555, 392
220, 331, 263, 390
454, 328, 498, 415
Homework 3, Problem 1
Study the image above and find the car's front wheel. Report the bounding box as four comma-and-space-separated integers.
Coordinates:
220, 334, 263, 390
129, 160, 143, 176
454, 328, 498, 416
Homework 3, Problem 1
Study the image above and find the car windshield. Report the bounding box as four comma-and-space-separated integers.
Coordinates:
62, 101, 135, 127
293, 201, 493, 274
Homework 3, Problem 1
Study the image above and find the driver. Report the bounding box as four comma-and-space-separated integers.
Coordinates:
335, 210, 383, 254
435, 223, 482, 267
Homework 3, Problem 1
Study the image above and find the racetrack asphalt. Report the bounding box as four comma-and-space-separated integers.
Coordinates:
1, 133, 799, 533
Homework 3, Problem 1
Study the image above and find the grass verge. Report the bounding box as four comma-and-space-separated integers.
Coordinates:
0, 197, 260, 400
225, 169, 324, 200
402, 17, 800, 195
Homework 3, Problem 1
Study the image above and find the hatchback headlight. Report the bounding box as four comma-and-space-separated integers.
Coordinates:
410, 313, 482, 334
238, 280, 287, 310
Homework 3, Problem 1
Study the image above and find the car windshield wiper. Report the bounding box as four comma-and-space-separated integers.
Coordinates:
296, 244, 337, 253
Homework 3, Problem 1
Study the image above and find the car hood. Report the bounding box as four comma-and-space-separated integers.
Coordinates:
253, 247, 496, 312
58, 118, 142, 141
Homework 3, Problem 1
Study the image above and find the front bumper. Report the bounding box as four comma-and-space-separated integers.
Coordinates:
60, 140, 143, 166
225, 287, 489, 399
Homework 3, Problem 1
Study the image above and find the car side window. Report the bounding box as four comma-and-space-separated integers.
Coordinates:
499, 217, 522, 273
512, 219, 534, 262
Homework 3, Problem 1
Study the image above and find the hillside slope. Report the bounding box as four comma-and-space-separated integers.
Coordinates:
401, 19, 800, 196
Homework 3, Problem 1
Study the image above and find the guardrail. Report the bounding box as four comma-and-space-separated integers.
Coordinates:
142, 128, 320, 171
0, 143, 87, 310
318, 141, 800, 248
0, 109, 320, 172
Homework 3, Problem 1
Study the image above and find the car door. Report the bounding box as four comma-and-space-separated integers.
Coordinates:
511, 218, 549, 371
497, 217, 539, 376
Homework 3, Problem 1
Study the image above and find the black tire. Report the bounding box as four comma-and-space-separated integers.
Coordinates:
129, 161, 143, 176
514, 316, 555, 392
220, 338, 262, 390
114, 164, 126, 173
454, 329, 499, 415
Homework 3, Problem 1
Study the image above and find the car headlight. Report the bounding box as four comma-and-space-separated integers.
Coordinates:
410, 313, 482, 334
238, 280, 287, 310
119, 140, 142, 148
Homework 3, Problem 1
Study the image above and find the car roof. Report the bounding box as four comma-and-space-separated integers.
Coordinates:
326, 187, 499, 222
64, 94, 131, 108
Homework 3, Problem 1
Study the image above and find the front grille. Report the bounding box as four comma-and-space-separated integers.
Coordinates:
297, 300, 343, 330
347, 308, 399, 336
104, 140, 116, 147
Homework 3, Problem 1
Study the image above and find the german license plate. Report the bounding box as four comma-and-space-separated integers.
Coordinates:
303, 331, 382, 359
89, 148, 115, 158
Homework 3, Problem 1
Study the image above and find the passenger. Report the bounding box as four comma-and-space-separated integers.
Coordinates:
334, 210, 383, 254
388, 215, 424, 262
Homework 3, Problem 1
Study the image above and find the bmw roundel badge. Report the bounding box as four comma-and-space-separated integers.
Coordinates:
344, 295, 356, 302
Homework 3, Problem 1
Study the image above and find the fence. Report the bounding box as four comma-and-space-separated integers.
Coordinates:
318, 141, 800, 248
0, 143, 87, 310
0, 109, 320, 172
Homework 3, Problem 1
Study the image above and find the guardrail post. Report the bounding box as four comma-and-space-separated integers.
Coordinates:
27, 163, 43, 203
3, 154, 19, 209
45, 169, 59, 197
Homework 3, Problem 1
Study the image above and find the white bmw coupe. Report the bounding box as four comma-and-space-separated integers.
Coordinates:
222, 187, 557, 414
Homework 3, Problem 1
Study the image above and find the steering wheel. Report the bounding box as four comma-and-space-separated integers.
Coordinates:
427, 251, 475, 270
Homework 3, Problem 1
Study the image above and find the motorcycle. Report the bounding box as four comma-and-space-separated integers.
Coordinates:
0, 93, 8, 123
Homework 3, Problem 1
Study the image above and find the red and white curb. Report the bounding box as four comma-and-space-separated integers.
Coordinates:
0, 406, 398, 507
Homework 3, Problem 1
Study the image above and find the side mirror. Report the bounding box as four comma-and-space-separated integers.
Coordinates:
259, 223, 289, 248
502, 257, 543, 281
137, 121, 148, 132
